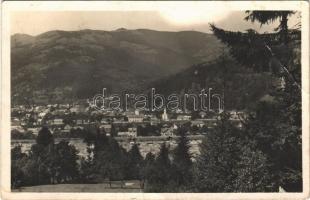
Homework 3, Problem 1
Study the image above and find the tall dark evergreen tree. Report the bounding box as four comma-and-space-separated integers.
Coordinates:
172, 130, 192, 189
155, 143, 172, 189
142, 152, 156, 191
92, 137, 128, 187
79, 145, 95, 182
194, 113, 241, 192
127, 144, 143, 180
210, 12, 301, 89
144, 143, 173, 192
245, 11, 295, 44
36, 126, 54, 146
11, 145, 27, 188
53, 141, 79, 183
210, 11, 302, 191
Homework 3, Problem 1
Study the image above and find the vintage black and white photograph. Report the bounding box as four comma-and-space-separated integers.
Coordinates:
1, 1, 309, 198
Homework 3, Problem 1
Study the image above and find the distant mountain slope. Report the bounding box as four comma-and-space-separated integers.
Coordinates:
11, 29, 224, 103
148, 57, 274, 110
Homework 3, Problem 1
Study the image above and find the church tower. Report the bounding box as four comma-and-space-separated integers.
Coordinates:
162, 108, 168, 121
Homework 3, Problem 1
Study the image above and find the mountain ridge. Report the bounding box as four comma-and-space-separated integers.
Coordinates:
11, 28, 211, 37
11, 28, 224, 104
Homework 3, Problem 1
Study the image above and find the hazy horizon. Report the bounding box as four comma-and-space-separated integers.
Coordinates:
11, 11, 300, 36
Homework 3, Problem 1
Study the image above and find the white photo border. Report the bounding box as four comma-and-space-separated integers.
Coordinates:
1, 1, 309, 200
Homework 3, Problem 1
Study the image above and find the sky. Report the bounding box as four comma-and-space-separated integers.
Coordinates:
11, 10, 300, 36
